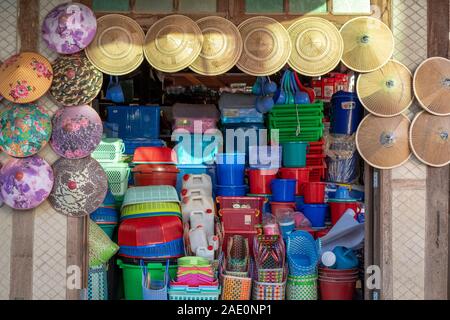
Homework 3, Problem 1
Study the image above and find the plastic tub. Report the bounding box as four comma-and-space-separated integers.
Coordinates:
279, 168, 310, 195
282, 142, 308, 168
117, 259, 177, 300
302, 204, 328, 228
329, 201, 360, 225
303, 182, 326, 204
330, 91, 363, 135
248, 168, 278, 194
219, 208, 261, 232
216, 196, 266, 213
319, 277, 356, 300
270, 202, 296, 216
132, 164, 179, 187
106, 105, 160, 139
216, 185, 247, 197
216, 153, 246, 186
271, 179, 296, 202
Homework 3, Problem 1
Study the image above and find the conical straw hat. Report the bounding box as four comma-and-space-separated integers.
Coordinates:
0, 52, 53, 104
287, 17, 343, 77
237, 16, 292, 76
190, 16, 243, 76
413, 57, 450, 116
357, 60, 413, 117
356, 114, 411, 169
340, 17, 394, 73
410, 111, 450, 167
85, 14, 145, 76
144, 15, 203, 73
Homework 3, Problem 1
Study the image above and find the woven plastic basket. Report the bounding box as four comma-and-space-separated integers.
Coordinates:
122, 186, 180, 208
168, 285, 221, 300
89, 220, 119, 267
221, 275, 252, 300
286, 274, 318, 300
142, 260, 169, 300
252, 280, 286, 300
100, 162, 130, 200
121, 202, 181, 220
287, 231, 320, 276
87, 264, 108, 300
92, 138, 125, 163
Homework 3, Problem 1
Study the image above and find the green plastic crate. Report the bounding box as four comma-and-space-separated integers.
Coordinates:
117, 259, 177, 300
270, 126, 324, 143
268, 115, 323, 128
269, 102, 324, 117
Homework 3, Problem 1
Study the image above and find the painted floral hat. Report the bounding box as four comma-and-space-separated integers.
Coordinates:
50, 104, 103, 159
42, 2, 97, 54
0, 52, 53, 104
49, 157, 108, 217
50, 53, 103, 106
0, 155, 54, 210
0, 103, 52, 157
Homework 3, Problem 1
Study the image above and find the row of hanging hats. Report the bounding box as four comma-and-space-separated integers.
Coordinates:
0, 2, 107, 215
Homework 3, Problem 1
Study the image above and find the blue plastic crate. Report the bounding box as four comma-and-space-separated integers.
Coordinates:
176, 165, 216, 195
105, 105, 160, 139
122, 138, 165, 155
119, 238, 185, 259
172, 133, 221, 165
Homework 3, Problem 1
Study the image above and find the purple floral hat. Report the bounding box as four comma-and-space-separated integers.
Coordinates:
50, 105, 103, 159
0, 156, 54, 210
42, 2, 97, 54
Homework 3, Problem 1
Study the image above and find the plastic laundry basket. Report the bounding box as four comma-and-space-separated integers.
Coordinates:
91, 138, 125, 163
286, 274, 318, 300
100, 162, 130, 201
87, 264, 108, 300
142, 260, 169, 300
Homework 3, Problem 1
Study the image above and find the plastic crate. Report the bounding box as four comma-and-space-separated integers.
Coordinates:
308, 139, 325, 155
306, 154, 326, 166
172, 133, 221, 165
270, 126, 324, 143
105, 105, 160, 139
92, 138, 125, 163
269, 102, 324, 117
308, 159, 327, 182
123, 138, 165, 155
268, 115, 323, 128
168, 285, 221, 300
122, 186, 180, 207
219, 208, 261, 232
216, 196, 266, 213
100, 162, 131, 201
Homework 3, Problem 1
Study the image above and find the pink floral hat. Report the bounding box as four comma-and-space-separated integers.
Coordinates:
0, 52, 53, 104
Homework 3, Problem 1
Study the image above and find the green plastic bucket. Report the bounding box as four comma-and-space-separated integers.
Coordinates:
99, 224, 116, 240
282, 142, 308, 168
117, 259, 177, 300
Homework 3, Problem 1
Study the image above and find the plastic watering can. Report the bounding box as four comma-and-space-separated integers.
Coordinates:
333, 246, 359, 270
106, 76, 125, 103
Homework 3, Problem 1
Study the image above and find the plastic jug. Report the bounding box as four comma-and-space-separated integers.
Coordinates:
189, 226, 208, 253
196, 246, 215, 262
182, 174, 212, 193
208, 235, 219, 251
181, 188, 210, 199
189, 211, 215, 238
181, 196, 215, 223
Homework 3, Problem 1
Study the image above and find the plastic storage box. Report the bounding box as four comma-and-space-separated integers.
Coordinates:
105, 105, 160, 139
172, 132, 222, 165
172, 103, 219, 133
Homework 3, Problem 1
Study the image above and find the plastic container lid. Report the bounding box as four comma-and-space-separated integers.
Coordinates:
321, 251, 337, 267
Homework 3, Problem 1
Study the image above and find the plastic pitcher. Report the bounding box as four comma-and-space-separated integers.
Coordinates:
189, 211, 214, 238
189, 226, 208, 253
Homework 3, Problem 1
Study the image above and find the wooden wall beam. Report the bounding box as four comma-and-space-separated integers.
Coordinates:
426, 0, 449, 300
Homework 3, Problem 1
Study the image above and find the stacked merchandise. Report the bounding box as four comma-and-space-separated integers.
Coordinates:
168, 257, 221, 300
117, 186, 184, 300
92, 138, 130, 204
171, 103, 220, 195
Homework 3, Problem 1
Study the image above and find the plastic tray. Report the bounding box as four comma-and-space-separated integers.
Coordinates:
268, 115, 323, 128
91, 138, 125, 163
270, 126, 324, 143
269, 102, 324, 116
122, 186, 180, 208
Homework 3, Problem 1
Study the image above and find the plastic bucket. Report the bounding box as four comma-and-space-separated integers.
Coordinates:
279, 168, 310, 195
271, 179, 296, 202
248, 169, 278, 194
295, 196, 305, 212
216, 153, 246, 186
270, 202, 296, 216
303, 182, 326, 204
329, 201, 359, 225
330, 91, 364, 135
133, 171, 178, 187
279, 220, 296, 240
282, 142, 308, 168
319, 267, 359, 278
302, 204, 328, 228
216, 185, 247, 197
319, 278, 356, 300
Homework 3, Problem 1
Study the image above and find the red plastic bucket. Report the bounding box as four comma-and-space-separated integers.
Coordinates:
319, 277, 356, 300
279, 168, 310, 195
329, 201, 360, 225
132, 164, 179, 187
248, 169, 277, 194
303, 182, 326, 204
270, 202, 296, 216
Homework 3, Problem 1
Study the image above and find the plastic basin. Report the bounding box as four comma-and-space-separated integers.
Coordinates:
303, 182, 326, 204
248, 168, 277, 194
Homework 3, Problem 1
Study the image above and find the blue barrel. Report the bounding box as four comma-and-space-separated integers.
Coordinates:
330, 91, 364, 135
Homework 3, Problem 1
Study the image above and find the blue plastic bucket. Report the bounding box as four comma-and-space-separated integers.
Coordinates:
216, 153, 246, 186
216, 185, 247, 197
282, 142, 308, 168
295, 196, 305, 212
271, 179, 296, 202
302, 204, 328, 228
330, 91, 364, 135
279, 220, 296, 240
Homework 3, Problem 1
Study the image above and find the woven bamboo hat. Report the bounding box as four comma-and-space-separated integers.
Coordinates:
190, 16, 243, 76
237, 16, 292, 76
356, 114, 411, 169
287, 17, 343, 77
410, 111, 450, 167
50, 53, 103, 106
357, 60, 413, 117
85, 14, 145, 76
49, 157, 108, 217
0, 52, 53, 104
144, 15, 203, 73
340, 17, 394, 73
413, 57, 450, 116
